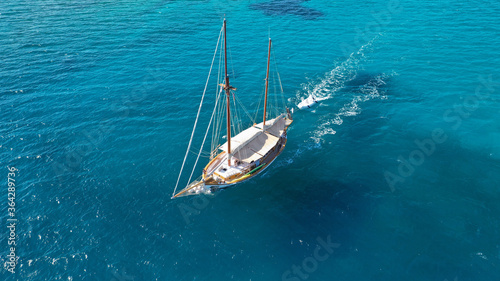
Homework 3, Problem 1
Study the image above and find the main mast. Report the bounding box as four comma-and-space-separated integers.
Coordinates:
263, 38, 271, 130
224, 20, 232, 166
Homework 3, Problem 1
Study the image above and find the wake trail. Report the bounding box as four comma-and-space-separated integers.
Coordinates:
311, 72, 393, 143
295, 35, 380, 108
275, 70, 395, 169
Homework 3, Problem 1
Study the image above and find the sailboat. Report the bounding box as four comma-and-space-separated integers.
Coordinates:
172, 20, 293, 199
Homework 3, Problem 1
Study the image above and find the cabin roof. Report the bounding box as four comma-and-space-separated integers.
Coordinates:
219, 115, 285, 163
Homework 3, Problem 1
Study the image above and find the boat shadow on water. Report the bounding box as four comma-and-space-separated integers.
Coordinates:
226, 177, 376, 256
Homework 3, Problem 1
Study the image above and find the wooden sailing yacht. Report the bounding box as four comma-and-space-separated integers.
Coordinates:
172, 20, 293, 198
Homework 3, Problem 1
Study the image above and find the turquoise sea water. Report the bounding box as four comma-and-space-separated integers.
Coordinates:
1, 0, 500, 280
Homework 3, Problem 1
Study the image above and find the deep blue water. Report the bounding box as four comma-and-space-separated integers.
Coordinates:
1, 0, 500, 280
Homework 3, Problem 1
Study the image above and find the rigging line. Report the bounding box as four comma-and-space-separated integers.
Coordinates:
211, 96, 219, 153
272, 47, 285, 93
187, 86, 223, 185
231, 92, 236, 136
234, 92, 242, 134
216, 46, 225, 141
231, 91, 241, 137
254, 81, 266, 122
214, 90, 226, 156
272, 48, 287, 110
212, 43, 224, 153
273, 72, 278, 116
216, 92, 225, 141
234, 92, 255, 123
189, 147, 211, 156
228, 41, 236, 80
213, 41, 225, 153
218, 88, 226, 127
234, 92, 254, 122
189, 149, 211, 158
212, 88, 224, 156
173, 25, 223, 197
231, 92, 237, 135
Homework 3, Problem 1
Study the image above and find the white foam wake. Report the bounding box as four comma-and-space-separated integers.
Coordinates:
275, 72, 395, 169
273, 35, 392, 169
311, 72, 394, 143
295, 35, 380, 109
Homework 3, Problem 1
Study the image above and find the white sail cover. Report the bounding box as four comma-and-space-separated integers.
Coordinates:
255, 114, 286, 137
219, 115, 286, 163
